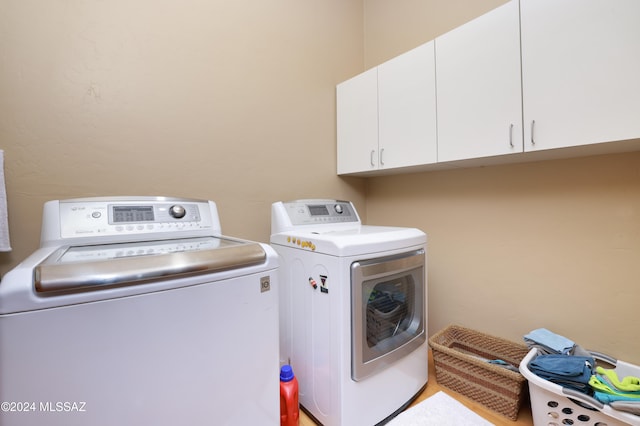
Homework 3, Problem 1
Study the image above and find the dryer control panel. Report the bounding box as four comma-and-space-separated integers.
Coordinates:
275, 199, 360, 227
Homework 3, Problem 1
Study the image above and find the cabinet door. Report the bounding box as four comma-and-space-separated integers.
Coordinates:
378, 41, 437, 169
436, 0, 522, 162
337, 68, 378, 175
521, 0, 640, 151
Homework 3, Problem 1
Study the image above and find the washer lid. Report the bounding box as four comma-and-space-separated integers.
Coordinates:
34, 236, 266, 294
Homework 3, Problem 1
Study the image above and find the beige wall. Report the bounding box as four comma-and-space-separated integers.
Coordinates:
0, 0, 366, 274
364, 0, 508, 67
2, 0, 638, 366
364, 0, 640, 364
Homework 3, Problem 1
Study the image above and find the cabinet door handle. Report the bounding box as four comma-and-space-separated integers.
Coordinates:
370, 150, 376, 167
531, 120, 536, 145
380, 148, 385, 166
509, 123, 514, 148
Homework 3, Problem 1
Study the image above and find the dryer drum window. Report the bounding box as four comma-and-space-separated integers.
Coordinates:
351, 249, 426, 381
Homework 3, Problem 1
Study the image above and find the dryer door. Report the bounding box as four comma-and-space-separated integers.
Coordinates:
351, 249, 426, 381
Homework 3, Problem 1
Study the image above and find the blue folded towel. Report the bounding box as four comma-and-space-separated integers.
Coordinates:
524, 328, 575, 355
528, 354, 594, 394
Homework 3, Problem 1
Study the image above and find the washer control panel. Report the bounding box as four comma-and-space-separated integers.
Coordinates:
281, 199, 359, 226
42, 197, 219, 245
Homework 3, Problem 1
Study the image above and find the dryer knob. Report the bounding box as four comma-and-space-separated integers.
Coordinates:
169, 205, 187, 219
334, 204, 343, 214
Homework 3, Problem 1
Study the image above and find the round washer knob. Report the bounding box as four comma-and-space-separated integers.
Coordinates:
169, 205, 187, 219
334, 204, 343, 214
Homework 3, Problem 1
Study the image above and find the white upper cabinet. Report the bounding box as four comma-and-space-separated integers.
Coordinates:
337, 41, 436, 175
521, 0, 640, 151
337, 0, 640, 176
336, 68, 378, 175
378, 42, 437, 170
435, 0, 522, 162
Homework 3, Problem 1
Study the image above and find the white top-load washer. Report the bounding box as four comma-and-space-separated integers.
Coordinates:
271, 199, 428, 426
0, 196, 279, 426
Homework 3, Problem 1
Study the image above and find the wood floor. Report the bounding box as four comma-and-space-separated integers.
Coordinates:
299, 349, 533, 426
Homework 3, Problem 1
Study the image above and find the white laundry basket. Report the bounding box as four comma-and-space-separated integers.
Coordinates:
519, 348, 640, 426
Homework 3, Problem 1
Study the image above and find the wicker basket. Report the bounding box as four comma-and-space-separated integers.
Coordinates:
429, 325, 530, 420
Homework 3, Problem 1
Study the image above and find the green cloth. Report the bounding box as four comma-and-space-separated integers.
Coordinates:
596, 367, 640, 392
589, 369, 640, 399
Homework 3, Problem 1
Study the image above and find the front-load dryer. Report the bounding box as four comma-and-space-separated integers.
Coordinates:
270, 199, 428, 426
